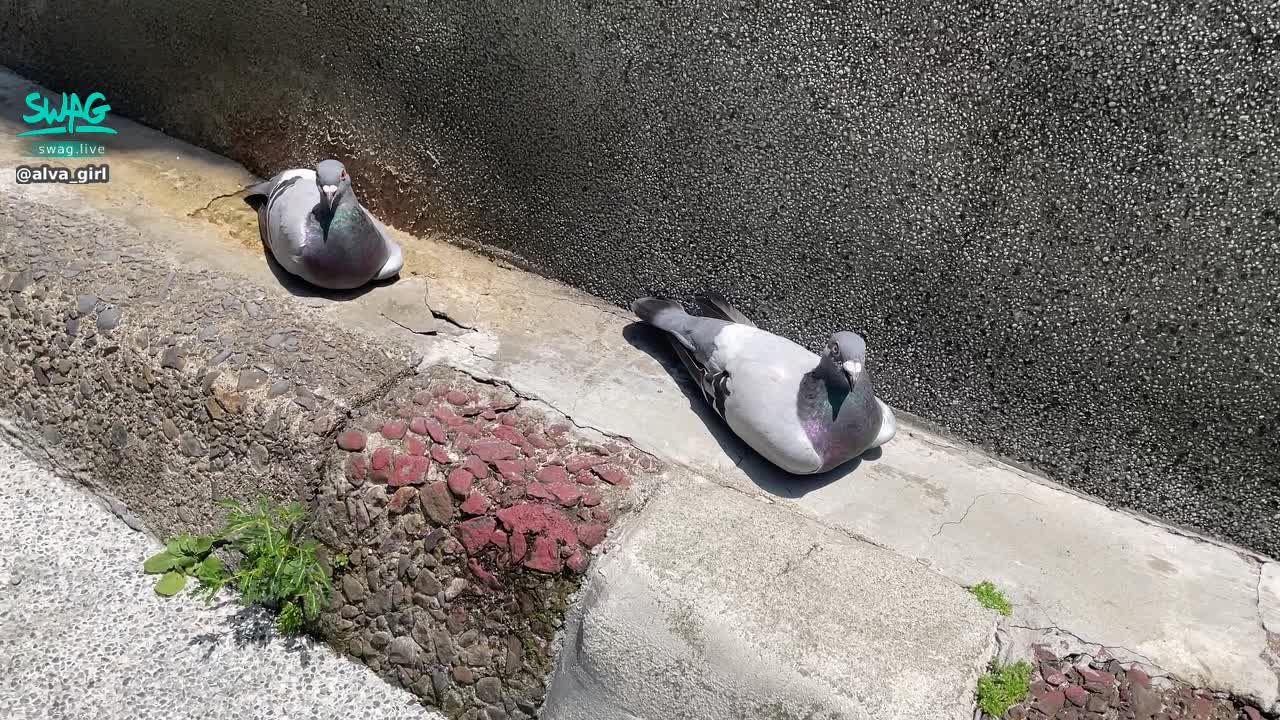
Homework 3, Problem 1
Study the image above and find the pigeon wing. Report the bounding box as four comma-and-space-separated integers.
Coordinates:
260, 175, 328, 279
359, 205, 405, 280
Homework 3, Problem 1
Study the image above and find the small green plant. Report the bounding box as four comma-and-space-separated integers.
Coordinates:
142, 499, 333, 635
332, 553, 350, 570
970, 581, 1013, 617
976, 660, 1032, 717
141, 532, 223, 597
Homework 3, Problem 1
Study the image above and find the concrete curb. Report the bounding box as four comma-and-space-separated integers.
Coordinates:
543, 478, 995, 720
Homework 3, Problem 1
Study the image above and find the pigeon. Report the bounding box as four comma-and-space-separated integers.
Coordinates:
244, 159, 403, 290
632, 293, 896, 474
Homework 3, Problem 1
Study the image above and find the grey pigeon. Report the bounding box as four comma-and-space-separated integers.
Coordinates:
244, 159, 403, 290
632, 293, 896, 474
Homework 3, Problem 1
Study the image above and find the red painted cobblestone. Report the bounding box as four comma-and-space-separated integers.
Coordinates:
409, 416, 429, 435
447, 468, 475, 498
460, 493, 490, 515
390, 455, 429, 487
381, 421, 407, 440
492, 425, 525, 445
594, 465, 628, 486
327, 378, 665, 714
456, 516, 496, 555
433, 407, 462, 425
405, 436, 427, 456
565, 455, 603, 473
535, 466, 569, 484
463, 455, 489, 479
336, 430, 366, 451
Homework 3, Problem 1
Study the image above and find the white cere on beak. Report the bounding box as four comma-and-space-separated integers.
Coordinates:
843, 360, 863, 376
321, 184, 338, 194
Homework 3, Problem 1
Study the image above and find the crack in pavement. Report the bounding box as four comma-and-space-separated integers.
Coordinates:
189, 188, 247, 217
381, 305, 479, 337
430, 307, 475, 331
1009, 622, 1169, 675
931, 491, 1040, 538
1257, 560, 1274, 637
379, 313, 440, 336
775, 542, 822, 579
435, 335, 496, 363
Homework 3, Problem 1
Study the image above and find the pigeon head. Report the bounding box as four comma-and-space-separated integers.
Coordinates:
826, 331, 868, 387
314, 159, 352, 210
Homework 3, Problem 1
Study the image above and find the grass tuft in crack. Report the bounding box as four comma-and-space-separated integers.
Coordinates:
969, 580, 1013, 616
976, 660, 1032, 717
142, 498, 333, 635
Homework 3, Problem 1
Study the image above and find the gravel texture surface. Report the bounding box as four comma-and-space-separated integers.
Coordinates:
0, 438, 439, 720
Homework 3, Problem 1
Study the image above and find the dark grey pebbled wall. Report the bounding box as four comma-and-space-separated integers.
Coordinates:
3, 0, 1278, 555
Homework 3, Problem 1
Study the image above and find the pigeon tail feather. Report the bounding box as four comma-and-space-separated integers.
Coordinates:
696, 292, 755, 326
246, 178, 275, 196
632, 297, 716, 402
631, 297, 687, 329
374, 239, 404, 280
243, 177, 279, 211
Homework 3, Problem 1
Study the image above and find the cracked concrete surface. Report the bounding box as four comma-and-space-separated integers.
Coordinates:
2, 67, 1279, 712
929, 491, 1041, 539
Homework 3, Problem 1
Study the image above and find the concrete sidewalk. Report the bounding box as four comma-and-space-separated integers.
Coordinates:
1, 66, 1277, 716
0, 435, 440, 720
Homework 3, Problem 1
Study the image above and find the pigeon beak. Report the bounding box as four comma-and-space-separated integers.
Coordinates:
320, 184, 338, 207
843, 360, 863, 382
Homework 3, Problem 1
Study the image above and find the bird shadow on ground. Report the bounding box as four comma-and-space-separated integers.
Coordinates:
243, 197, 396, 303
260, 246, 398, 302
188, 601, 313, 664
622, 322, 882, 499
